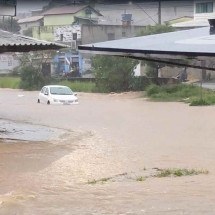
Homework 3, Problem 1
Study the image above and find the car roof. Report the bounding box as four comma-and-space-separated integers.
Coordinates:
44, 85, 68, 87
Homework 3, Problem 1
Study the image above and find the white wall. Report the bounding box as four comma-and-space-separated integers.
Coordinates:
54, 25, 81, 42
194, 0, 215, 20
0, 54, 20, 74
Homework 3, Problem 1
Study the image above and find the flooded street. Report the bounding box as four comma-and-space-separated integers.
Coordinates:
1, 89, 215, 214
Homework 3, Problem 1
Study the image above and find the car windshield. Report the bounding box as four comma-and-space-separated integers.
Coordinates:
50, 87, 73, 95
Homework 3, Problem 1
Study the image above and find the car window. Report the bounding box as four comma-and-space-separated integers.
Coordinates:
50, 87, 73, 95
44, 88, 49, 95
41, 87, 45, 94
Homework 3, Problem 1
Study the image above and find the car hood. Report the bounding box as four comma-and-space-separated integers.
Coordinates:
50, 94, 78, 101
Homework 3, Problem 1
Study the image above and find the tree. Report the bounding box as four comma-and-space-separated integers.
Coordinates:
92, 55, 138, 92
0, 17, 20, 33
18, 51, 56, 90
137, 24, 175, 77
137, 24, 174, 36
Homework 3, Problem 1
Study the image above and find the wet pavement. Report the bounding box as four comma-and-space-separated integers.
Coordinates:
0, 119, 64, 142
0, 89, 215, 214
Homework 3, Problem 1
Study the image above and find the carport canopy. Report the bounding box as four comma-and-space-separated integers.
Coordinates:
78, 26, 215, 71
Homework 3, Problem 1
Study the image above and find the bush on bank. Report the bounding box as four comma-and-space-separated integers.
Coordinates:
146, 84, 215, 106
2, 74, 215, 106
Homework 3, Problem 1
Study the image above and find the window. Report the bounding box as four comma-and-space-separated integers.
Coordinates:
60, 34, 63, 41
73, 33, 77, 40
122, 31, 126, 37
196, 2, 213, 13
107, 33, 115, 41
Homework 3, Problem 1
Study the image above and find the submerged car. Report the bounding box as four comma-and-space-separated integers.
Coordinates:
38, 85, 78, 105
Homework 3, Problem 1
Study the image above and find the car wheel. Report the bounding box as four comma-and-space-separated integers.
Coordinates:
47, 100, 50, 105
37, 99, 40, 103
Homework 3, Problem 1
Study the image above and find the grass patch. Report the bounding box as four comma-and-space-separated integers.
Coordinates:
0, 76, 20, 89
53, 80, 96, 93
136, 176, 146, 182
146, 84, 215, 106
190, 99, 210, 106
154, 168, 209, 178
87, 177, 111, 185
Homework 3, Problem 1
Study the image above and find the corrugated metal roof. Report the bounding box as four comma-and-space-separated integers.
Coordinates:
0, 29, 68, 53
79, 27, 215, 70
79, 27, 215, 57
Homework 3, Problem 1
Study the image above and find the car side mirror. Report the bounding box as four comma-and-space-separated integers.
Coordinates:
44, 92, 49, 96
74, 93, 77, 96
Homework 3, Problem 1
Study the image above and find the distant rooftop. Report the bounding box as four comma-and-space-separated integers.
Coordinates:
0, 29, 67, 53
43, 5, 102, 16
18, 16, 44, 24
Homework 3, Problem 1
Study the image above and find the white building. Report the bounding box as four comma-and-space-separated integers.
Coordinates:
18, 16, 44, 34
0, 54, 20, 74
172, 1, 215, 28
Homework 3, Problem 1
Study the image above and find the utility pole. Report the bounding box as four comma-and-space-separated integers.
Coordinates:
158, 0, 161, 24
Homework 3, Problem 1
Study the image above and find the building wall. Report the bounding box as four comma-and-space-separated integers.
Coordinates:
161, 1, 194, 23
159, 66, 215, 81
0, 54, 19, 74
19, 20, 42, 34
33, 8, 100, 41
95, 1, 194, 26
44, 14, 75, 26
81, 25, 144, 44
33, 24, 81, 42
33, 26, 54, 41
43, 9, 98, 26
194, 0, 215, 20
54, 25, 81, 42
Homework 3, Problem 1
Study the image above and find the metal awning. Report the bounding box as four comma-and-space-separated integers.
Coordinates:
78, 26, 215, 70
0, 29, 68, 53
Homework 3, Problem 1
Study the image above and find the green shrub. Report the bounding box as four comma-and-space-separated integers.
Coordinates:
146, 84, 160, 96
154, 168, 209, 177
146, 84, 202, 101
19, 66, 50, 90
190, 99, 210, 106
92, 56, 138, 93
131, 77, 151, 91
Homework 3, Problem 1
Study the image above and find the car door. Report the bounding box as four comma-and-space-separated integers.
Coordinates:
40, 87, 49, 103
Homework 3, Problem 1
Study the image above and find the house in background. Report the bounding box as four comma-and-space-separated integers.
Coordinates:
32, 5, 102, 43
30, 5, 102, 76
81, 1, 194, 76
172, 1, 215, 29
95, 1, 194, 26
17, 1, 195, 77
53, 50, 82, 75
18, 16, 44, 35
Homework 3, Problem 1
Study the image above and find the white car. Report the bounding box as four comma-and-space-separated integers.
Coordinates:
38, 85, 78, 105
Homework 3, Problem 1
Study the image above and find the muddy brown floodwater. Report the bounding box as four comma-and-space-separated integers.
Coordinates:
0, 89, 215, 214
